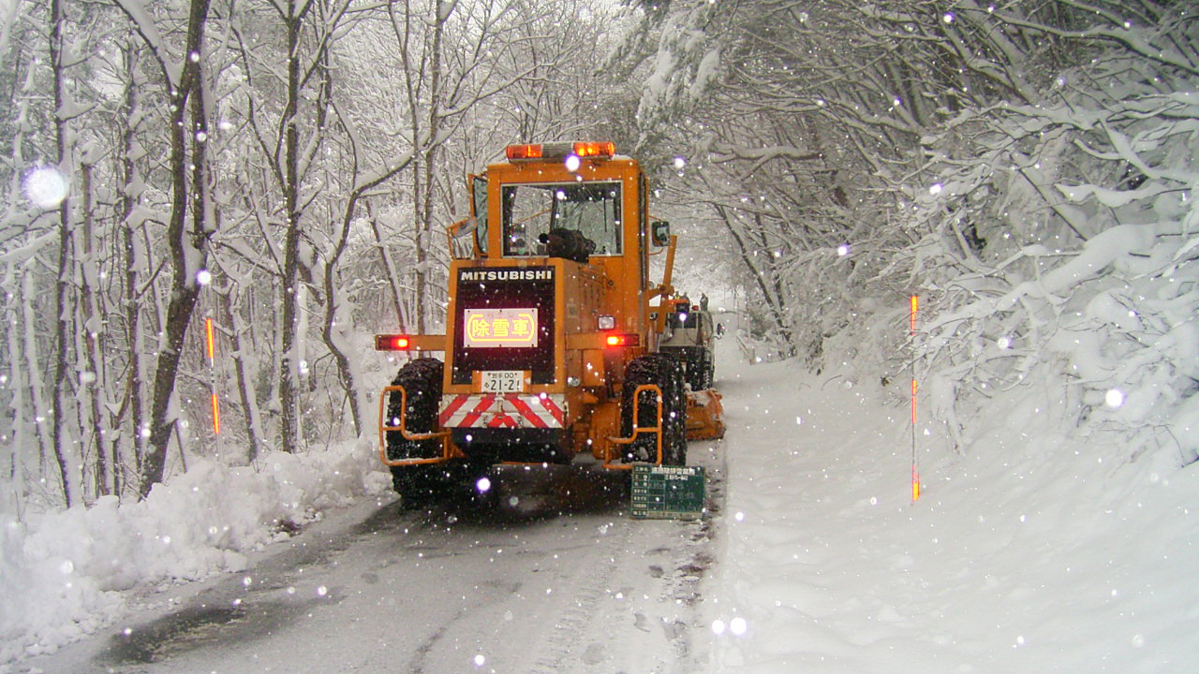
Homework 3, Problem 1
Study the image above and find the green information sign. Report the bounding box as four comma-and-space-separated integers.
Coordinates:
631, 465, 706, 520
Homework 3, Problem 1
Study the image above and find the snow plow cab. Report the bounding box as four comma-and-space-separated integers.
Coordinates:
373, 141, 725, 501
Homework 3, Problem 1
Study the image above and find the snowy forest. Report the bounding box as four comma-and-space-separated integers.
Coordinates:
1, 0, 1196, 560
2, 0, 1198, 668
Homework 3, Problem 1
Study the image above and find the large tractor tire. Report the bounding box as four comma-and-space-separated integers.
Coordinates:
681, 348, 712, 391
697, 349, 715, 390
385, 358, 449, 505
664, 347, 713, 392
620, 354, 687, 466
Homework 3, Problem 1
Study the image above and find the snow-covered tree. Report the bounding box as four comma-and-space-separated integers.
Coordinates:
624, 0, 1198, 467
909, 5, 1199, 466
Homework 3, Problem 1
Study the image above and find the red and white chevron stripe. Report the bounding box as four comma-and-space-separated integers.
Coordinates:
439, 393, 565, 429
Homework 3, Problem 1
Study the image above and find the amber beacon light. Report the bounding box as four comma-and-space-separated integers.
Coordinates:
506, 141, 615, 161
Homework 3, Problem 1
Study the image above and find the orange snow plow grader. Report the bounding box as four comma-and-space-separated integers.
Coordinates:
373, 141, 724, 502
659, 295, 726, 441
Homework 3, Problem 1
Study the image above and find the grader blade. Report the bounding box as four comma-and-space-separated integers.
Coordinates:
685, 389, 725, 441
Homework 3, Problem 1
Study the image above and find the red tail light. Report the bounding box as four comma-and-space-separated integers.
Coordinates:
375, 335, 411, 351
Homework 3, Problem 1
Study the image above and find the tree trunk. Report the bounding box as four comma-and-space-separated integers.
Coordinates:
399, 0, 448, 335
368, 203, 410, 332
49, 209, 75, 508
228, 295, 264, 465
712, 204, 795, 357
118, 45, 147, 500
49, 0, 76, 508
322, 169, 420, 438
78, 162, 111, 497
138, 0, 214, 498
278, 0, 306, 454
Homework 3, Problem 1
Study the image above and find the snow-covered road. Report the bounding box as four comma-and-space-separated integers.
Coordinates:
18, 454, 724, 674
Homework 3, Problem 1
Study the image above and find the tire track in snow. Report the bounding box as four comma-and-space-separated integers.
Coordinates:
524, 516, 633, 674
524, 441, 726, 674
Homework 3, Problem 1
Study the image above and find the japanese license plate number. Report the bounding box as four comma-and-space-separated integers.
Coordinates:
481, 371, 525, 393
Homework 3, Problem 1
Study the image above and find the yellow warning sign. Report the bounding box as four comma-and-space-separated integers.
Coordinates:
464, 308, 538, 348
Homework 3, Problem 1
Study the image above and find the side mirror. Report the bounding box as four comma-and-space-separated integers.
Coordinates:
450, 216, 478, 239
716, 323, 725, 338
651, 220, 671, 247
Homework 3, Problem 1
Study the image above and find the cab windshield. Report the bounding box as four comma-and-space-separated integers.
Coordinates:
501, 182, 622, 257
667, 309, 698, 330
472, 175, 488, 256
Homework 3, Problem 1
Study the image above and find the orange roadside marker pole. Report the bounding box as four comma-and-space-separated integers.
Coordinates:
206, 317, 220, 436
910, 295, 920, 503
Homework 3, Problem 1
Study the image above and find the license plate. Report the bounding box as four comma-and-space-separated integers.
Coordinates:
481, 371, 525, 393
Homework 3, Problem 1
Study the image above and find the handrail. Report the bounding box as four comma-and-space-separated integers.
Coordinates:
378, 385, 451, 467
604, 383, 663, 470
